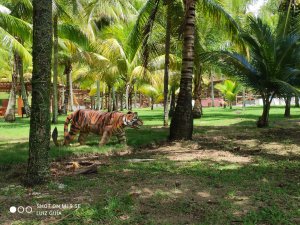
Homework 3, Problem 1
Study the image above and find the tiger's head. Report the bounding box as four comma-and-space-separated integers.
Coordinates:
123, 112, 143, 128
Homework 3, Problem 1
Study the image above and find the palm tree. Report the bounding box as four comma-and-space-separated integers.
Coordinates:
26, 0, 52, 186
0, 6, 32, 121
215, 79, 241, 109
169, 0, 195, 140
202, 17, 300, 127
0, 1, 33, 119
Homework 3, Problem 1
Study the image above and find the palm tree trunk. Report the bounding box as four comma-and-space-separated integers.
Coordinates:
210, 70, 214, 107
169, 86, 176, 117
120, 92, 123, 111
284, 96, 291, 117
295, 96, 299, 107
5, 53, 18, 122
52, 14, 58, 123
163, 1, 172, 127
26, 0, 52, 186
101, 84, 105, 110
134, 88, 137, 109
192, 65, 203, 118
151, 97, 154, 110
96, 80, 101, 110
112, 86, 116, 111
115, 92, 119, 111
69, 68, 74, 111
107, 85, 112, 112
62, 61, 72, 114
170, 0, 195, 140
125, 83, 130, 110
257, 94, 272, 128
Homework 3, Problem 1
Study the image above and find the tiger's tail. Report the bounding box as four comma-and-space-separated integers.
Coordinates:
51, 113, 74, 146
64, 113, 74, 138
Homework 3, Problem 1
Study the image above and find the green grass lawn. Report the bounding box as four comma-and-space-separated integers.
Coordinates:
0, 106, 299, 225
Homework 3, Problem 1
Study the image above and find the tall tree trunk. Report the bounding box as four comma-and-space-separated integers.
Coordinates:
112, 86, 116, 111
101, 84, 105, 110
26, 0, 52, 186
125, 83, 130, 110
69, 68, 74, 111
96, 80, 101, 110
139, 92, 142, 108
284, 96, 291, 117
210, 70, 214, 107
163, 1, 171, 127
257, 94, 271, 128
120, 92, 123, 111
62, 61, 72, 114
52, 14, 58, 123
151, 97, 154, 110
5, 53, 18, 122
170, 0, 195, 140
192, 65, 203, 118
242, 88, 246, 108
134, 87, 137, 109
129, 88, 133, 110
169, 86, 176, 117
295, 96, 299, 107
115, 92, 119, 111
107, 85, 112, 112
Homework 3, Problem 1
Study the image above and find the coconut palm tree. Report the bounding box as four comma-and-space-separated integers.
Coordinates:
215, 79, 241, 109
202, 17, 300, 127
26, 0, 52, 186
0, 3, 32, 121
0, 1, 33, 119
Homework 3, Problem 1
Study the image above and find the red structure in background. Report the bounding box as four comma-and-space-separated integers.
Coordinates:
0, 82, 90, 116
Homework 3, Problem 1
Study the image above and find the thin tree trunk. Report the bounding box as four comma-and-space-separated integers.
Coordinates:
139, 92, 142, 108
192, 65, 203, 118
169, 86, 176, 117
115, 92, 119, 111
112, 86, 116, 111
151, 97, 154, 110
163, 1, 171, 126
125, 83, 130, 110
62, 61, 72, 114
96, 80, 101, 110
120, 92, 123, 111
101, 84, 105, 110
107, 85, 112, 112
170, 0, 195, 140
26, 0, 52, 186
284, 96, 291, 117
52, 14, 58, 123
242, 88, 246, 108
129, 87, 133, 110
5, 53, 18, 122
295, 96, 299, 107
210, 70, 214, 107
134, 87, 137, 109
69, 68, 74, 111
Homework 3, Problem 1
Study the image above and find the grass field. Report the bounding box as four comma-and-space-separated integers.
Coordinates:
0, 106, 299, 224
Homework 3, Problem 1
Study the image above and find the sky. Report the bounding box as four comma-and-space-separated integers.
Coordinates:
246, 0, 268, 16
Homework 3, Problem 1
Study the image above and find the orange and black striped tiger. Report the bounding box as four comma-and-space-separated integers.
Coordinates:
52, 110, 143, 146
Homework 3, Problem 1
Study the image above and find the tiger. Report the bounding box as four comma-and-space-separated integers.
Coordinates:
52, 110, 143, 147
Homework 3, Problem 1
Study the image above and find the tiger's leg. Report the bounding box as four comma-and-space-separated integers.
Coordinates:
116, 131, 127, 145
99, 127, 112, 146
78, 132, 89, 145
64, 125, 80, 146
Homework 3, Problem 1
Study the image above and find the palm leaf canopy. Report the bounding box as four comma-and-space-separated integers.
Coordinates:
201, 17, 300, 97
215, 79, 241, 102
